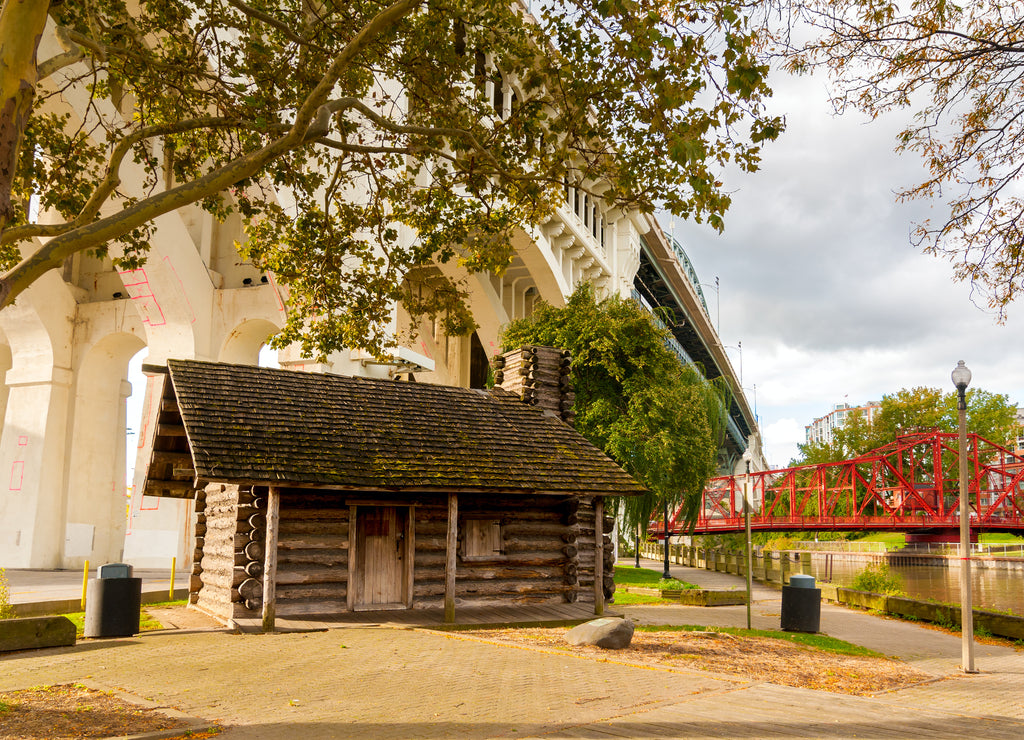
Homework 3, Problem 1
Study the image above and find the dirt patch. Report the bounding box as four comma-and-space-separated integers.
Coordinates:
0, 606, 225, 740
0, 684, 209, 740
450, 627, 933, 696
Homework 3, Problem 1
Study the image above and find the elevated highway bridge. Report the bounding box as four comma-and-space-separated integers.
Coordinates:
634, 229, 756, 468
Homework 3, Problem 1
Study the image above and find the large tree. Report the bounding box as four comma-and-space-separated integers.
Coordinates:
0, 0, 781, 357
501, 285, 729, 532
784, 0, 1024, 318
797, 386, 1018, 464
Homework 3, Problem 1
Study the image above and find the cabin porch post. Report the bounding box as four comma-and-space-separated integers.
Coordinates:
261, 486, 280, 632
444, 493, 458, 623
594, 496, 604, 616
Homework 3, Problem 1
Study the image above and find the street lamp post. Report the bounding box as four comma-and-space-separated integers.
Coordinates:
723, 342, 743, 387
951, 360, 977, 674
742, 448, 753, 630
635, 522, 641, 568
699, 277, 720, 336
662, 499, 672, 579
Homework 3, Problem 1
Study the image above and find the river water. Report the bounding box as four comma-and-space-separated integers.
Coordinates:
803, 553, 1023, 617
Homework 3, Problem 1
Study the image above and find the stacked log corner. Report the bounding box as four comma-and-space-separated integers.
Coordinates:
494, 346, 575, 425
189, 488, 206, 604
573, 498, 616, 604
192, 486, 352, 621
193, 483, 242, 622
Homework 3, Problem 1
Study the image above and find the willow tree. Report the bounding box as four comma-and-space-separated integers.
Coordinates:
501, 286, 728, 535
0, 0, 781, 357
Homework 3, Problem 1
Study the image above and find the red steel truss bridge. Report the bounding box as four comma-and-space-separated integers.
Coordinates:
669, 430, 1024, 536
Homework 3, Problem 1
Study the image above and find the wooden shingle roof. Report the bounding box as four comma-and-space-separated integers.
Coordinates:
158, 359, 645, 496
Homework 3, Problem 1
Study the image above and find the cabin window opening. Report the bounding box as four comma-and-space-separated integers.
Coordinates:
464, 518, 503, 559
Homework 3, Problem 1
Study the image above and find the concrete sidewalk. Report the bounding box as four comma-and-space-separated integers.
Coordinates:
3, 567, 187, 617
5, 568, 181, 603
0, 560, 1021, 738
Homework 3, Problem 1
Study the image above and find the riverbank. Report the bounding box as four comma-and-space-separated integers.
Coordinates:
638, 542, 1024, 638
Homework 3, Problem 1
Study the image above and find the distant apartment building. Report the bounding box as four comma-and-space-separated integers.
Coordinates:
805, 402, 882, 446
1014, 406, 1024, 452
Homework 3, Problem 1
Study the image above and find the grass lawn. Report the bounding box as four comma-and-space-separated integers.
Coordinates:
612, 591, 677, 605
612, 565, 699, 605
857, 533, 906, 546
980, 533, 1024, 543
854, 533, 1023, 545
614, 565, 693, 587
61, 599, 187, 637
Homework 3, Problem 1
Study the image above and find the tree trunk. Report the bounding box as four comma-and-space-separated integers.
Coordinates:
0, 1, 48, 233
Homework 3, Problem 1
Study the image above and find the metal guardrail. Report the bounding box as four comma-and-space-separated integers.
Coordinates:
668, 237, 710, 317
784, 541, 1024, 556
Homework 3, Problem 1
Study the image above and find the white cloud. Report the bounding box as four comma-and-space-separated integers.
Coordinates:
669, 62, 1024, 469
761, 417, 807, 468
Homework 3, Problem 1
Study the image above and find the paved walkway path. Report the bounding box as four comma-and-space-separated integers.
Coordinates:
4, 567, 179, 604
1, 560, 1021, 738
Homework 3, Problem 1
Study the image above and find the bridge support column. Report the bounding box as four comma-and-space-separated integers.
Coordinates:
0, 366, 74, 568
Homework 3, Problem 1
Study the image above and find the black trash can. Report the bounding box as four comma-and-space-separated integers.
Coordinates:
84, 563, 142, 638
780, 574, 820, 633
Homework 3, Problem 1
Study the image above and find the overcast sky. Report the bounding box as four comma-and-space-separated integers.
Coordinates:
670, 67, 1024, 469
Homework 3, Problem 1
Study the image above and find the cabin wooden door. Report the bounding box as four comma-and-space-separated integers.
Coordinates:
352, 506, 410, 610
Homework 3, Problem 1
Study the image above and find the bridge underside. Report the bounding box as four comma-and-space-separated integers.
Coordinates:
633, 243, 753, 465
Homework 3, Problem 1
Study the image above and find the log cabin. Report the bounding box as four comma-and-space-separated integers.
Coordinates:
138, 348, 645, 629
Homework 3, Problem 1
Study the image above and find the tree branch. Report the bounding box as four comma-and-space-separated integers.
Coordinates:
0, 0, 426, 308
0, 116, 244, 247
223, 0, 321, 50
0, 0, 50, 232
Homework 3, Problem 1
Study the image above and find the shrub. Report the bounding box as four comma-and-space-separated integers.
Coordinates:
656, 578, 698, 590
0, 568, 14, 619
764, 535, 794, 551
851, 561, 904, 595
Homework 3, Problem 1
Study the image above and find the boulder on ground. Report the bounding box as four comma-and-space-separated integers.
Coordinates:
565, 617, 634, 649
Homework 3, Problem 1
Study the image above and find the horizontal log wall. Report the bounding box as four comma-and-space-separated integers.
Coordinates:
272, 489, 349, 616
192, 487, 613, 618
413, 494, 578, 609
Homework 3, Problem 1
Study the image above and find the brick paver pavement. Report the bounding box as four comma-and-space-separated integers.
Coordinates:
2, 559, 1022, 738
0, 627, 739, 739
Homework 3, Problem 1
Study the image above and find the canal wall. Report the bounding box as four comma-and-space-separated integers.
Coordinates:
830, 588, 1024, 640
880, 551, 1024, 571
638, 541, 1024, 641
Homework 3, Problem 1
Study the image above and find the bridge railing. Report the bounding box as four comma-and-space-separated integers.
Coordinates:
670, 430, 1024, 536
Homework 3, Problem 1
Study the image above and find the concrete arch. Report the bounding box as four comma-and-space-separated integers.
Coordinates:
0, 287, 76, 567
64, 331, 147, 567
511, 228, 569, 309
219, 318, 281, 365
